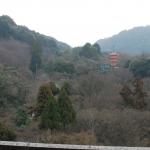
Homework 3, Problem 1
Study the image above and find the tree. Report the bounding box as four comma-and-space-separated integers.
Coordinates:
93, 43, 101, 54
29, 41, 42, 76
120, 84, 134, 107
129, 58, 150, 78
36, 84, 52, 116
58, 88, 76, 128
61, 82, 71, 95
79, 43, 101, 59
49, 82, 60, 96
40, 95, 61, 129
15, 108, 30, 127
120, 79, 147, 109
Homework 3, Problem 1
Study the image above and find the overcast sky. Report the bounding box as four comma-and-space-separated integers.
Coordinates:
0, 0, 150, 46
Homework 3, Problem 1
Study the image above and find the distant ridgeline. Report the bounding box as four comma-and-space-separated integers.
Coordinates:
0, 15, 71, 52
97, 26, 150, 54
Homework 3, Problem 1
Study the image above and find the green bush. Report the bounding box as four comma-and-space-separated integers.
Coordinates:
15, 108, 30, 127
129, 58, 150, 78
61, 82, 71, 95
49, 82, 60, 96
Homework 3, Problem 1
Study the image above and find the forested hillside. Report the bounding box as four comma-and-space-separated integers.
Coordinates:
0, 16, 149, 147
97, 26, 150, 54
0, 15, 70, 53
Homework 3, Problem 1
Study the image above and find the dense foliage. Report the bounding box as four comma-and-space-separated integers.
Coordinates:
0, 15, 70, 52
15, 108, 30, 127
120, 79, 147, 109
36, 82, 76, 130
79, 43, 101, 59
45, 61, 76, 74
36, 84, 53, 116
129, 58, 150, 78
0, 67, 27, 107
98, 26, 150, 54
58, 88, 76, 128
40, 95, 61, 129
29, 42, 42, 76
0, 15, 150, 146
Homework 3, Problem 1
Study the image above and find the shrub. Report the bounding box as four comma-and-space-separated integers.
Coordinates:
129, 58, 150, 78
49, 82, 60, 96
61, 82, 71, 95
41, 131, 97, 145
0, 123, 16, 141
15, 108, 30, 127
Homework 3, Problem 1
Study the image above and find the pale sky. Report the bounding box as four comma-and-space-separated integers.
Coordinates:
0, 0, 150, 47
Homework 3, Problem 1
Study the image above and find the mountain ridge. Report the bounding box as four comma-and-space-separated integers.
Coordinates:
97, 26, 150, 54
0, 15, 71, 52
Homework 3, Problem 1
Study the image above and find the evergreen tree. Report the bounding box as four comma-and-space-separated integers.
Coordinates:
49, 82, 60, 96
61, 82, 71, 95
120, 84, 134, 106
40, 95, 61, 129
36, 84, 52, 116
58, 88, 76, 128
93, 43, 101, 54
29, 41, 42, 76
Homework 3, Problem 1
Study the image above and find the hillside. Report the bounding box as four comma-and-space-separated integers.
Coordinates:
0, 15, 70, 52
0, 15, 71, 70
0, 15, 150, 147
97, 26, 150, 54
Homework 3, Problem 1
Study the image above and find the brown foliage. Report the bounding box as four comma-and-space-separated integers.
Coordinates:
120, 79, 147, 109
40, 131, 97, 145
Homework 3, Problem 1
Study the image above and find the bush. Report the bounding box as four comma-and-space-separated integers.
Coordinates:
129, 58, 150, 78
41, 131, 97, 145
49, 82, 60, 96
15, 108, 30, 127
61, 82, 72, 95
0, 123, 16, 141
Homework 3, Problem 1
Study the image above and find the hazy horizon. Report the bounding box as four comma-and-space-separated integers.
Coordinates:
1, 0, 150, 47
